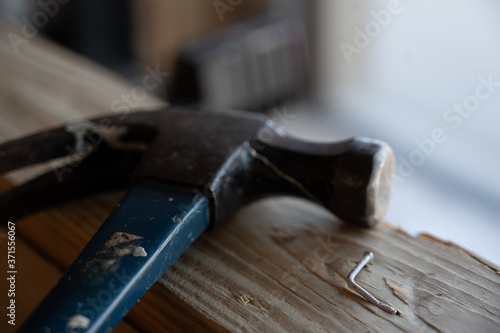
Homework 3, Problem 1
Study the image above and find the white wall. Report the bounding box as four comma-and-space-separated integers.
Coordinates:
312, 0, 500, 264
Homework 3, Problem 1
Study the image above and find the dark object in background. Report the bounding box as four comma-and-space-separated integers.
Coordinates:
168, 16, 310, 112
40, 0, 134, 73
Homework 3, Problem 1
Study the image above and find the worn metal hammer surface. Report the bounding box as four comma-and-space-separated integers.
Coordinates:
0, 107, 395, 332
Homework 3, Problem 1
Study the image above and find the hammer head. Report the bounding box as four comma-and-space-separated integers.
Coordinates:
0, 107, 395, 227
111, 108, 395, 227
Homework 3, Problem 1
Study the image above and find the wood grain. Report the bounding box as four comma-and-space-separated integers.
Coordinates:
0, 25, 499, 332
160, 200, 500, 332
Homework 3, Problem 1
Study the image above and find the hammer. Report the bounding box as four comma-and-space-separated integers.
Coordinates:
0, 107, 395, 332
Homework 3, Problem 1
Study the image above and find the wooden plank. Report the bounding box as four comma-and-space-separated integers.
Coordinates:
158, 200, 500, 332
0, 25, 499, 332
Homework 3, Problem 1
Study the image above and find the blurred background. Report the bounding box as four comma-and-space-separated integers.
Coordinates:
0, 0, 499, 264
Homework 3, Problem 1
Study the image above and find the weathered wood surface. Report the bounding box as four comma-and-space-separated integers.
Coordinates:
0, 25, 499, 333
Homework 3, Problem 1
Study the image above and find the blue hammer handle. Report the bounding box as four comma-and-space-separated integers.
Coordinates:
18, 182, 208, 333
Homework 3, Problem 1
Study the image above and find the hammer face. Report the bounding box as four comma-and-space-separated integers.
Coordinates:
367, 139, 396, 227
330, 138, 396, 227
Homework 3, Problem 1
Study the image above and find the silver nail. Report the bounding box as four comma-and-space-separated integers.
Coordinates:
347, 251, 398, 315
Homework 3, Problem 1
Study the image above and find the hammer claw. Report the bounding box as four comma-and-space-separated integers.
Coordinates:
0, 145, 144, 223
0, 126, 78, 174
